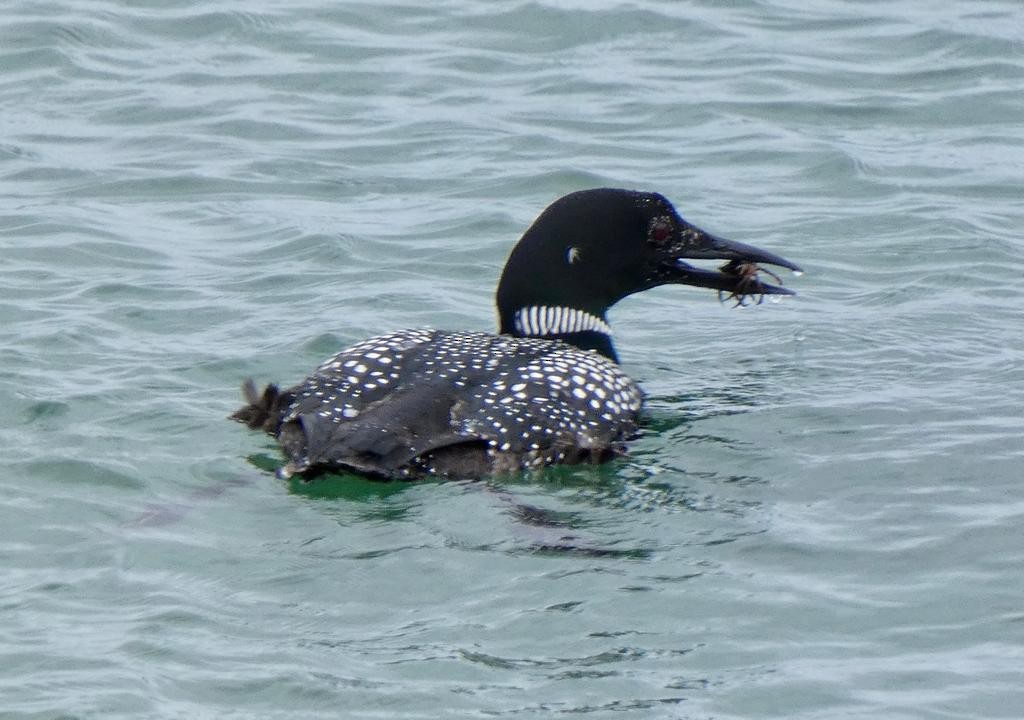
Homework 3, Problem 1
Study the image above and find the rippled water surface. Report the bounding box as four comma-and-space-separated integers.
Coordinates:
2, 1, 1023, 718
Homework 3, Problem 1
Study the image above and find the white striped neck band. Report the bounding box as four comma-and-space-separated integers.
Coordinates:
512, 305, 613, 338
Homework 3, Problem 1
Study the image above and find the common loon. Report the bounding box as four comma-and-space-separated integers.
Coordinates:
232, 188, 801, 480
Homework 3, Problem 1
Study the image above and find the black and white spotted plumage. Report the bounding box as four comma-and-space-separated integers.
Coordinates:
263, 329, 642, 479
233, 188, 801, 480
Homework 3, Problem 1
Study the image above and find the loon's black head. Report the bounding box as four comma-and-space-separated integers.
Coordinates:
496, 188, 802, 362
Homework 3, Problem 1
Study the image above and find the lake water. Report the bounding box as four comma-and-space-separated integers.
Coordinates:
2, 1, 1023, 718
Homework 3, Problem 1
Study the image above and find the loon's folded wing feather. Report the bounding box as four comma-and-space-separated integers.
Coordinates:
247, 329, 646, 479
284, 377, 485, 478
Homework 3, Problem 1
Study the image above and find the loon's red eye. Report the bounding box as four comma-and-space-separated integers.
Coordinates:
649, 218, 672, 244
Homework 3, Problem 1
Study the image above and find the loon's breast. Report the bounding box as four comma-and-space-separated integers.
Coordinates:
271, 329, 643, 479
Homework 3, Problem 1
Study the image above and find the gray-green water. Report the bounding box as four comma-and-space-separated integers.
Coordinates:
2, 1, 1023, 718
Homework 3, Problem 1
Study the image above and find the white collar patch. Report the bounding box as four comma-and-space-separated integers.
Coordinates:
513, 306, 612, 338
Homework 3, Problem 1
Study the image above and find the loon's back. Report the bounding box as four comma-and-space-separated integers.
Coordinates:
233, 329, 643, 480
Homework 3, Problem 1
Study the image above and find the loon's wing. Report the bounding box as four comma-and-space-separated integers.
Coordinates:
286, 366, 636, 480
289, 377, 484, 479
236, 329, 642, 480
231, 329, 441, 438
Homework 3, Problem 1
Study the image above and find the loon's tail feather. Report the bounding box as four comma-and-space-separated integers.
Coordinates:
230, 379, 295, 435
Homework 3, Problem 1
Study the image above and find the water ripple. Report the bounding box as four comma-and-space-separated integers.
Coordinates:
2, 0, 1024, 718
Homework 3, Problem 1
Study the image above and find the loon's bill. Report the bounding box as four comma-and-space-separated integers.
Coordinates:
233, 188, 802, 481
653, 226, 802, 298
